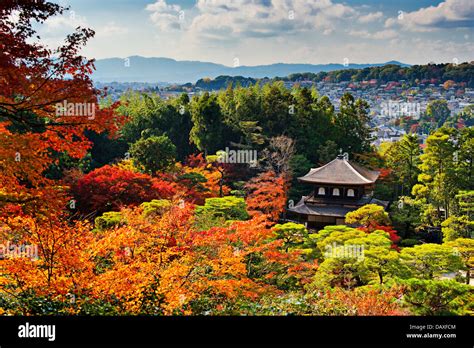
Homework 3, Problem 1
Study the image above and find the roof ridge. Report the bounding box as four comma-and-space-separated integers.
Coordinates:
343, 160, 372, 183
308, 157, 339, 174
298, 157, 379, 185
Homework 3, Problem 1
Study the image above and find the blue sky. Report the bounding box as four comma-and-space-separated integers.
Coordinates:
38, 0, 473, 66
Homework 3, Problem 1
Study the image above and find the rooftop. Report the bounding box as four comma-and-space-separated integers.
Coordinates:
298, 155, 380, 185
288, 196, 389, 218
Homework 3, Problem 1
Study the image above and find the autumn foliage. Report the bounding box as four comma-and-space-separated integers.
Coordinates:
322, 286, 408, 316
0, 0, 125, 217
0, 213, 95, 310
0, 199, 315, 315
153, 154, 231, 205
358, 224, 401, 249
72, 165, 176, 214
245, 170, 287, 222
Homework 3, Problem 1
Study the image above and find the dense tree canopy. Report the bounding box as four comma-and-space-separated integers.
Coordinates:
129, 135, 177, 174
175, 62, 474, 90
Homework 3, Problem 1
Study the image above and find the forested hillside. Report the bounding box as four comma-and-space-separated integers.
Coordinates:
179, 63, 474, 90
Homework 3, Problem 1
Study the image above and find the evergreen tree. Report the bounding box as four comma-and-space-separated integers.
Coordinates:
413, 127, 458, 221
385, 134, 421, 196
334, 93, 372, 156
190, 92, 226, 154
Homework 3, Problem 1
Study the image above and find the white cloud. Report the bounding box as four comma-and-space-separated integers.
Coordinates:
349, 29, 398, 40
146, 0, 183, 32
44, 11, 88, 32
147, 0, 357, 40
71, 0, 470, 66
371, 30, 398, 39
323, 28, 334, 35
385, 0, 474, 32
404, 38, 474, 63
40, 11, 89, 43
358, 11, 383, 23
96, 22, 129, 37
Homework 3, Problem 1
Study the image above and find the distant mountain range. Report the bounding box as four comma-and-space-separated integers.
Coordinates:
92, 56, 410, 84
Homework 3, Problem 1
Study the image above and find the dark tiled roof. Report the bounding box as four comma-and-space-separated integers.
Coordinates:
305, 195, 388, 207
298, 157, 380, 185
288, 197, 389, 218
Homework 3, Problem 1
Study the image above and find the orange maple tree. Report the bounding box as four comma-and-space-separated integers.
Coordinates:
0, 212, 96, 314
245, 170, 288, 222
84, 201, 315, 314
0, 0, 125, 314
0, 0, 125, 214
4, 198, 317, 315
323, 286, 408, 315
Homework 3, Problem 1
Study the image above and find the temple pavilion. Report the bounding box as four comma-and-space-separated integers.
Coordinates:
287, 154, 389, 229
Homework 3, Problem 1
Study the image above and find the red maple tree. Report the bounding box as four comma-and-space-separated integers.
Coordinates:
72, 165, 176, 214
0, 0, 125, 216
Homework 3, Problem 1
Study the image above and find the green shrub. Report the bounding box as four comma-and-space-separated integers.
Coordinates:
195, 196, 249, 221
94, 211, 125, 231
140, 199, 172, 218
401, 279, 473, 315
129, 135, 176, 174
272, 222, 308, 251
230, 189, 246, 198
441, 215, 474, 242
